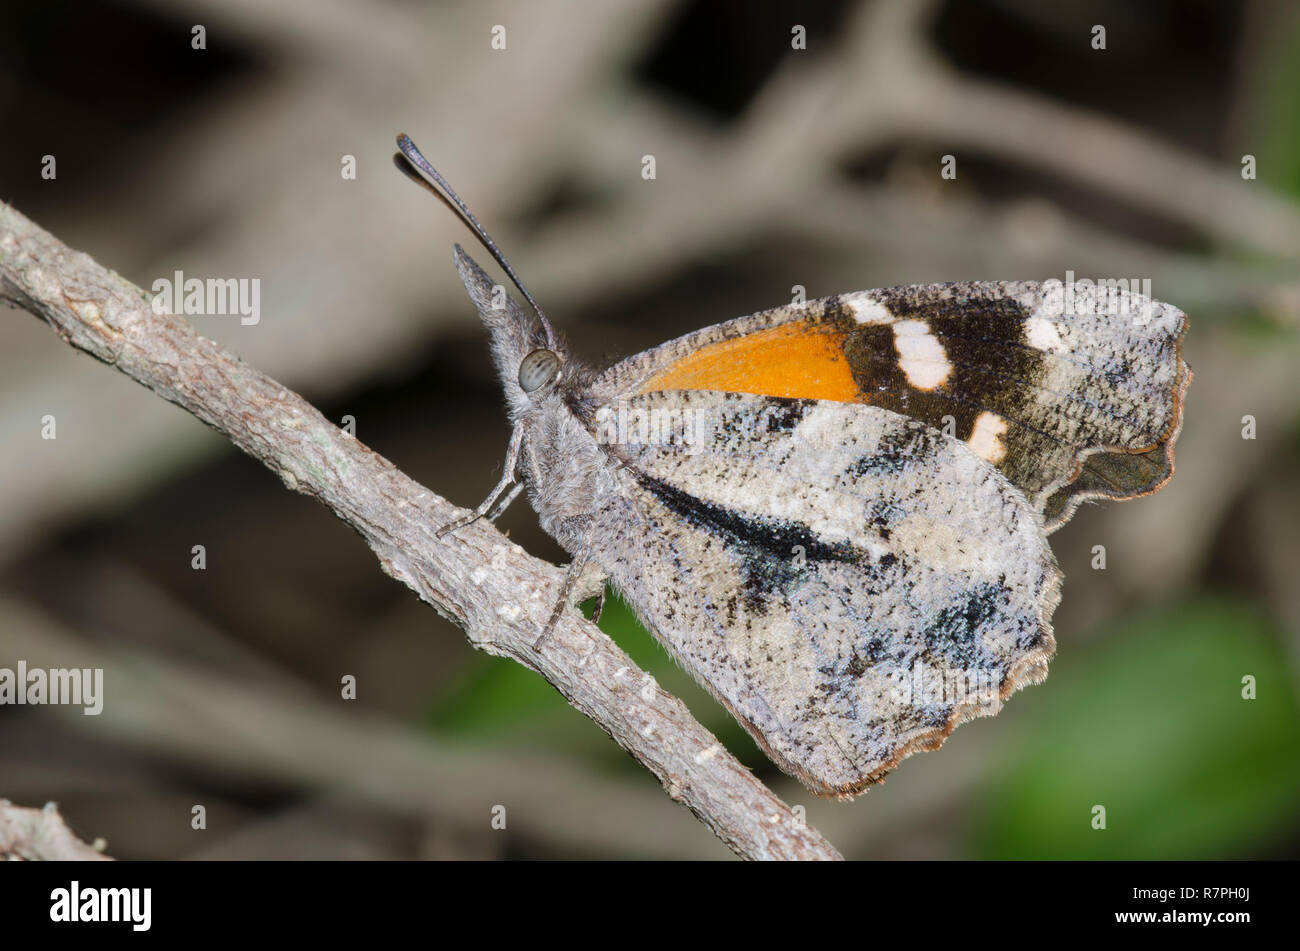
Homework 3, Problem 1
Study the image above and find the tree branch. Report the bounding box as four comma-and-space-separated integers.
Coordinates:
0, 800, 112, 861
0, 201, 841, 861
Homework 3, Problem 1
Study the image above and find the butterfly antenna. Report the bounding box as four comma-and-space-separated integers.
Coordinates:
393, 134, 557, 350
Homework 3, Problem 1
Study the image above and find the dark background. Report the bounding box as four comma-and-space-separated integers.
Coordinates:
1, 0, 1297, 859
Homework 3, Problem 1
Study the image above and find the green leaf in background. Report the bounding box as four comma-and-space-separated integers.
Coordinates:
972, 596, 1300, 858
1242, 3, 1300, 202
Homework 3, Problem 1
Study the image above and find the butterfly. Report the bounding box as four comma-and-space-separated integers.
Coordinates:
394, 135, 1191, 798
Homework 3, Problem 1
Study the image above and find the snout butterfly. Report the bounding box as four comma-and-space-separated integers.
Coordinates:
394, 134, 1190, 798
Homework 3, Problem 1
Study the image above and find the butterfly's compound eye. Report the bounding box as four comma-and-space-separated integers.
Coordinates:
518, 349, 560, 393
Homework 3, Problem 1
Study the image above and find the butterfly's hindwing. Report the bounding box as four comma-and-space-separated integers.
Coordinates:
584, 390, 1061, 796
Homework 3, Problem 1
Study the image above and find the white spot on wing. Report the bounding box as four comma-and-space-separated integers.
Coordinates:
1026, 316, 1065, 352
846, 294, 891, 325
968, 411, 1009, 463
892, 319, 952, 389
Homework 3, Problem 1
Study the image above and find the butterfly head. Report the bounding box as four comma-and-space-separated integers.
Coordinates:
392, 136, 570, 413
452, 244, 572, 415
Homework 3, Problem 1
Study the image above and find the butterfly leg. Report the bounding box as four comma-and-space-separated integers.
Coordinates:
487, 482, 524, 521
435, 425, 525, 538
589, 587, 607, 626
533, 545, 607, 649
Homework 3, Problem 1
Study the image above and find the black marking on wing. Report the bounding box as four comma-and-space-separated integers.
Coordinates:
635, 473, 861, 614
837, 292, 1044, 448
920, 577, 1024, 672
763, 400, 808, 433
850, 424, 944, 478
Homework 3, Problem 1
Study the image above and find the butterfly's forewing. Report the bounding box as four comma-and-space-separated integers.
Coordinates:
592, 282, 1190, 531
587, 391, 1060, 796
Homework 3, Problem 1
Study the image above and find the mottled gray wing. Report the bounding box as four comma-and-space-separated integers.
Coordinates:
590, 281, 1190, 531
584, 390, 1061, 797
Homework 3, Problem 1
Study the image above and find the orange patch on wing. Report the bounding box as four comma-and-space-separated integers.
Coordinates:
638, 320, 861, 402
